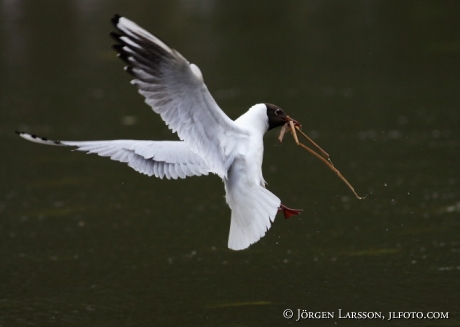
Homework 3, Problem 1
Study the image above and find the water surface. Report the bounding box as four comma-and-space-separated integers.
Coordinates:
1, 1, 459, 326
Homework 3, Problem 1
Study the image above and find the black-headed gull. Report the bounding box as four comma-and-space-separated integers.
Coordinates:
17, 15, 302, 250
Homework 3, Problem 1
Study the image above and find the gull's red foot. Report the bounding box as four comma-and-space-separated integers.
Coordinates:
279, 204, 303, 219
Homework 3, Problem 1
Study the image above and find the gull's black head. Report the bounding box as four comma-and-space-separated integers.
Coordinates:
265, 103, 300, 130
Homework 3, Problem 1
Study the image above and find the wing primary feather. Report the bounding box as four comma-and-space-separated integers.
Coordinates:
111, 15, 249, 178
17, 132, 210, 180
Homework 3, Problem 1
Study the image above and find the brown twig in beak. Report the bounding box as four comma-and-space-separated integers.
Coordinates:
282, 120, 365, 200
294, 126, 333, 165
278, 123, 289, 143
288, 120, 300, 144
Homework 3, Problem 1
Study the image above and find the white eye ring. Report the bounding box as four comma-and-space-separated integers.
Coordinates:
275, 109, 282, 115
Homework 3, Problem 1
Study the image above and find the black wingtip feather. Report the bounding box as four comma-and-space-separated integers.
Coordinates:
111, 44, 132, 65
112, 44, 124, 52
109, 31, 122, 41
111, 14, 121, 26
125, 66, 136, 76
110, 15, 172, 81
117, 52, 132, 65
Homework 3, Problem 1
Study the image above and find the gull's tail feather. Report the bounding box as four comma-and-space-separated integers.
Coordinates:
225, 182, 280, 251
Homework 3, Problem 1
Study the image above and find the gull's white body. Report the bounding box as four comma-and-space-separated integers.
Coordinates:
226, 107, 280, 249
17, 15, 286, 250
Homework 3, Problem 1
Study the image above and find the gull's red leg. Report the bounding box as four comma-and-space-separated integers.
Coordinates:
279, 204, 303, 219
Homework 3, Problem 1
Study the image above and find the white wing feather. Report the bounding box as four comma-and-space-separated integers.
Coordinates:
16, 132, 210, 179
112, 15, 249, 178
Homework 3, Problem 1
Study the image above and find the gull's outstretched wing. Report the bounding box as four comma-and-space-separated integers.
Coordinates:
16, 132, 210, 179
111, 15, 248, 178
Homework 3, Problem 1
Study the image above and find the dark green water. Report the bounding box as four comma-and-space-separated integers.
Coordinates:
1, 1, 459, 326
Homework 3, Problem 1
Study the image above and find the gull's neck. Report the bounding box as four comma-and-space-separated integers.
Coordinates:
234, 104, 268, 136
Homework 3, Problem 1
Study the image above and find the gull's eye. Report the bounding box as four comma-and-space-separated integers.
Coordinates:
275, 109, 282, 116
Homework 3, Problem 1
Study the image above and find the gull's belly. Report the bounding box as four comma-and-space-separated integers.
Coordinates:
241, 136, 265, 186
